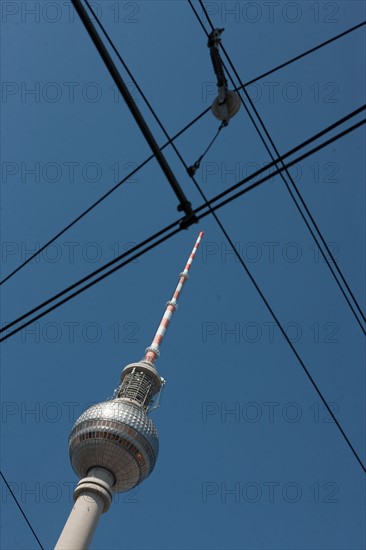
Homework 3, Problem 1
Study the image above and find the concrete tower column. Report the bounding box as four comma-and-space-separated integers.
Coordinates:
55, 467, 114, 550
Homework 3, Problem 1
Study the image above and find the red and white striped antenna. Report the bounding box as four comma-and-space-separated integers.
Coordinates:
144, 231, 204, 365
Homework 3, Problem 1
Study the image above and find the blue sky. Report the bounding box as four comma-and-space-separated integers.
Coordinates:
1, 1, 365, 549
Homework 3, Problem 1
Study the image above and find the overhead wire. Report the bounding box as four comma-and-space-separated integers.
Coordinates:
191, 0, 366, 332
187, 121, 226, 176
242, 20, 366, 87
0, 97, 204, 287
0, 471, 44, 550
1, 106, 363, 340
1, 225, 182, 343
1, 19, 363, 286
1, 113, 364, 341
1, 218, 180, 336
195, 123, 366, 475
73, 0, 197, 226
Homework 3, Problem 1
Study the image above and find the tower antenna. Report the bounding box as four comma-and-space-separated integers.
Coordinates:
144, 231, 204, 365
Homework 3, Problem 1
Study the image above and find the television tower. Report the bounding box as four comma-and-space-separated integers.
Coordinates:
55, 232, 204, 549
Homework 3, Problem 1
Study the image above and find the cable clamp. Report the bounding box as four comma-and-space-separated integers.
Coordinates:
207, 28, 224, 48
187, 157, 202, 177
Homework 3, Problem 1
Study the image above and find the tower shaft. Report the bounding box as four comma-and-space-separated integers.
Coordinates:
55, 468, 113, 550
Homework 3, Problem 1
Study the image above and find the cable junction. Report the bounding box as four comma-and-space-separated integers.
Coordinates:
187, 121, 226, 176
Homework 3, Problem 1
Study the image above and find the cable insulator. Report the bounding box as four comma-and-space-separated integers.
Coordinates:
207, 28, 227, 88
210, 49, 227, 88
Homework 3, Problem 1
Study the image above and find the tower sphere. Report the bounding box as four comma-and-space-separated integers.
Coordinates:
68, 399, 159, 492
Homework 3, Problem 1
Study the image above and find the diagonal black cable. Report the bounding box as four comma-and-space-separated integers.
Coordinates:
1, 113, 364, 344
243, 20, 366, 87
0, 219, 179, 335
187, 121, 225, 176
0, 471, 44, 550
0, 107, 207, 287
72, 0, 196, 225
2, 18, 362, 286
199, 119, 365, 218
192, 139, 366, 476
1, 225, 182, 343
192, 0, 366, 333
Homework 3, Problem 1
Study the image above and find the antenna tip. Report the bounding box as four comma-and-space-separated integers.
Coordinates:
198, 231, 204, 238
